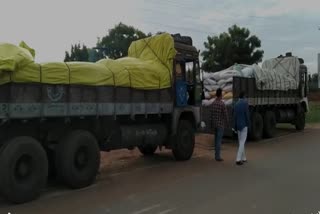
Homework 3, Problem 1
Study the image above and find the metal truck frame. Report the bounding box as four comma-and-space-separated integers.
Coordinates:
0, 34, 202, 203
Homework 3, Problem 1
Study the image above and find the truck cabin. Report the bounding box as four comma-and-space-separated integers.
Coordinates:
172, 34, 201, 107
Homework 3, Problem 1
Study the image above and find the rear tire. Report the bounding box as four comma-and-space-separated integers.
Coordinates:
249, 112, 264, 141
138, 145, 157, 156
263, 111, 277, 138
172, 120, 195, 161
295, 111, 306, 131
46, 147, 57, 179
55, 130, 100, 189
0, 137, 48, 204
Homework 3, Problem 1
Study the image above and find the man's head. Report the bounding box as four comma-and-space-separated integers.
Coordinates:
239, 91, 245, 99
216, 88, 222, 98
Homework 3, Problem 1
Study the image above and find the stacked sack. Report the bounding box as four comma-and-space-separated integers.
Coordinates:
202, 64, 256, 106
202, 67, 240, 107
201, 61, 299, 107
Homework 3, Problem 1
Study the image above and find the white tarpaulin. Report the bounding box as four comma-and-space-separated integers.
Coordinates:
252, 65, 298, 90
256, 56, 300, 90
262, 56, 300, 83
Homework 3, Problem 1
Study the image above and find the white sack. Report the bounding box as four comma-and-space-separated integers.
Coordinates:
218, 79, 227, 86
204, 91, 211, 99
203, 78, 217, 86
202, 72, 220, 81
219, 70, 239, 80
204, 84, 220, 92
223, 83, 233, 92
202, 98, 215, 106
241, 67, 255, 78
223, 99, 233, 106
226, 77, 233, 83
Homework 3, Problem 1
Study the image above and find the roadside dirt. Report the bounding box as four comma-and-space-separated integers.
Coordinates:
99, 134, 215, 173
309, 91, 320, 101
98, 123, 320, 175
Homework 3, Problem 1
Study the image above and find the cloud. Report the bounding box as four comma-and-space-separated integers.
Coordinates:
0, 0, 145, 62
1, 0, 319, 71
259, 0, 320, 16
303, 47, 317, 52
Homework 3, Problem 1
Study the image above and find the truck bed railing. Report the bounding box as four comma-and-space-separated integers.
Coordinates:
0, 83, 174, 120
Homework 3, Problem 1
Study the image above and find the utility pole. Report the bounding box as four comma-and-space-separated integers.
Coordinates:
318, 53, 320, 88
318, 27, 320, 88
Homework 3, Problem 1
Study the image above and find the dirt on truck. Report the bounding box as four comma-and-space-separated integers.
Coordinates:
0, 33, 202, 203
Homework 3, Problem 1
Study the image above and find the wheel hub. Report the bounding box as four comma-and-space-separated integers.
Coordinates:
180, 132, 191, 150
75, 147, 88, 169
15, 155, 33, 181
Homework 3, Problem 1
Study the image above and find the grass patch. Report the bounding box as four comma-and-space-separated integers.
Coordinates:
306, 102, 320, 123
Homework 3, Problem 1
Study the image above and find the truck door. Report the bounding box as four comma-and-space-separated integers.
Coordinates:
175, 62, 188, 107
185, 61, 195, 105
194, 61, 202, 106
185, 60, 202, 106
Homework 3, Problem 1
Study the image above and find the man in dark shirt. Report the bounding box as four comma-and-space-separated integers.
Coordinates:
234, 91, 250, 165
212, 88, 228, 161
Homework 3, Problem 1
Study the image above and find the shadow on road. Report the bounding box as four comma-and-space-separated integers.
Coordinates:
0, 125, 315, 207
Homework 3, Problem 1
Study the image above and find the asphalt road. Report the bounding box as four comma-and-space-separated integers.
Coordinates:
1, 126, 320, 214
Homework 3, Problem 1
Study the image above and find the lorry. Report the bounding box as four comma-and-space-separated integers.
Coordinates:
0, 33, 202, 203
201, 53, 309, 140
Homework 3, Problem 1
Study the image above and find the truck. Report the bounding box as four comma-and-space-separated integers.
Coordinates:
201, 53, 309, 140
0, 33, 202, 203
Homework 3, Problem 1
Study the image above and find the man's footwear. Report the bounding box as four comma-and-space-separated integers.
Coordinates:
242, 160, 247, 163
215, 158, 224, 162
236, 161, 243, 165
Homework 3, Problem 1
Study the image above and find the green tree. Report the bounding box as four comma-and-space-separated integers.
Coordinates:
201, 25, 264, 72
96, 22, 149, 59
88, 48, 99, 62
64, 43, 89, 62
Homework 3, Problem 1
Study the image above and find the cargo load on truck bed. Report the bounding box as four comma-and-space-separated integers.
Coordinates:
0, 33, 176, 90
0, 34, 177, 119
202, 56, 301, 107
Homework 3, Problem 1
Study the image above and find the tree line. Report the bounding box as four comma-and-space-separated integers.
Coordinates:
65, 22, 264, 72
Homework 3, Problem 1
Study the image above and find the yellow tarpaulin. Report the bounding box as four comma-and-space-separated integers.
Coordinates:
0, 33, 176, 89
0, 42, 34, 72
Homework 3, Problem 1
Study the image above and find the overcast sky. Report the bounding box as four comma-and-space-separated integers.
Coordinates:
1, 0, 319, 73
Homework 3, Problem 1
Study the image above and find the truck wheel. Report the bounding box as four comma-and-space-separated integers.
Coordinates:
263, 111, 276, 138
0, 137, 48, 204
172, 120, 195, 161
138, 145, 157, 156
46, 148, 56, 179
249, 112, 263, 141
295, 111, 306, 131
55, 130, 100, 189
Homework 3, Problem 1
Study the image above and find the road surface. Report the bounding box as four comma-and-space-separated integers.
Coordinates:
1, 126, 320, 214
